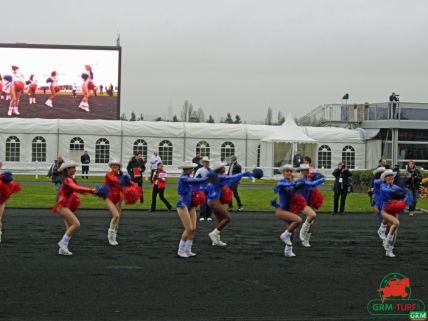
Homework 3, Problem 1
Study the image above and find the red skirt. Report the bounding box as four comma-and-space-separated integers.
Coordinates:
52, 193, 80, 213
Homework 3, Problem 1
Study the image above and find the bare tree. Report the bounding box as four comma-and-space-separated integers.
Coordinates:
265, 107, 273, 125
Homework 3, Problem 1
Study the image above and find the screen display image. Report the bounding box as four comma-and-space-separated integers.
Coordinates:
0, 44, 120, 120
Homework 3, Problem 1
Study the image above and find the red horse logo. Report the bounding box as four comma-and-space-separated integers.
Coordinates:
377, 278, 410, 303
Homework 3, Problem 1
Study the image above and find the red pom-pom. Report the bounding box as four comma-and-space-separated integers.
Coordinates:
310, 188, 324, 209
384, 200, 406, 214
220, 186, 233, 204
192, 190, 206, 207
290, 194, 307, 214
54, 86, 61, 92
123, 182, 141, 205
14, 81, 24, 92
30, 83, 37, 90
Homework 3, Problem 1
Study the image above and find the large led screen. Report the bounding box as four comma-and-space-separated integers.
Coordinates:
0, 44, 120, 120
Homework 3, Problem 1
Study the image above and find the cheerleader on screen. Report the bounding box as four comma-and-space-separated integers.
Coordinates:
294, 163, 325, 248
175, 161, 212, 258
45, 71, 60, 108
79, 64, 94, 112
0, 162, 21, 243
1, 74, 12, 101
8, 65, 25, 116
379, 169, 411, 258
26, 74, 38, 104
52, 161, 97, 256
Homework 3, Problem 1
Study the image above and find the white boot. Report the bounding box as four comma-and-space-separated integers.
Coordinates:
177, 239, 189, 258
284, 245, 296, 257
45, 99, 53, 107
208, 229, 227, 247
0, 229, 2, 243
108, 229, 118, 246
58, 248, 73, 256
302, 232, 312, 248
299, 221, 311, 242
7, 107, 13, 116
13, 107, 20, 115
280, 230, 292, 246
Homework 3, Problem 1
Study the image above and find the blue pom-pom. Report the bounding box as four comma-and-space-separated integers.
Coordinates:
252, 168, 264, 179
25, 80, 31, 85
1, 171, 13, 183
270, 198, 280, 208
3, 75, 12, 82
119, 174, 131, 186
207, 172, 217, 180
95, 184, 110, 199
46, 77, 53, 83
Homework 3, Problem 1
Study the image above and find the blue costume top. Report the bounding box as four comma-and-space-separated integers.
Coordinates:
206, 172, 252, 202
273, 178, 297, 211
379, 182, 407, 211
294, 175, 325, 204
372, 178, 383, 208
176, 173, 211, 209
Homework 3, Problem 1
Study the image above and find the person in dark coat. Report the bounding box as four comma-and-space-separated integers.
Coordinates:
47, 155, 64, 201
332, 161, 352, 215
227, 155, 243, 211
405, 160, 422, 216
127, 153, 146, 204
80, 151, 90, 179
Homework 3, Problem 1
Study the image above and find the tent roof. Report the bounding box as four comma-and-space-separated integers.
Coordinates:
261, 114, 317, 143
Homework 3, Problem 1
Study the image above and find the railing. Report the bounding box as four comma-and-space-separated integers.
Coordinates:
299, 102, 428, 125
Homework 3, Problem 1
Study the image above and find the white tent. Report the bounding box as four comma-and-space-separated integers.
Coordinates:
0, 117, 368, 176
260, 115, 317, 175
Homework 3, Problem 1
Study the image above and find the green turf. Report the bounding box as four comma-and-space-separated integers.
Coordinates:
6, 179, 427, 212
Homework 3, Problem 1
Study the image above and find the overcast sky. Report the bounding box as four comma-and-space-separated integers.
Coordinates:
3, 0, 428, 121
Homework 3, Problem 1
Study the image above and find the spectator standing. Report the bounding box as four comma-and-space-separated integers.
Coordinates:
80, 151, 90, 179
405, 160, 422, 216
192, 153, 202, 175
47, 155, 64, 201
149, 151, 162, 182
150, 163, 172, 212
227, 155, 244, 212
332, 161, 352, 215
392, 164, 402, 186
293, 150, 303, 168
377, 158, 389, 169
195, 156, 213, 221
72, 83, 77, 98
127, 153, 146, 204
389, 92, 399, 119
99, 85, 104, 95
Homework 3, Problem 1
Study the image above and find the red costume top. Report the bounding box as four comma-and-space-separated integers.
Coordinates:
104, 172, 122, 204
0, 177, 21, 204
52, 176, 93, 213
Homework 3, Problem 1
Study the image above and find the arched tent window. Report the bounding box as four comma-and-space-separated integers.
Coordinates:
257, 144, 261, 167
159, 140, 173, 165
95, 138, 110, 163
221, 141, 235, 162
70, 137, 84, 151
317, 145, 331, 169
5, 136, 20, 162
196, 141, 210, 158
342, 145, 355, 169
32, 136, 47, 162
133, 139, 148, 160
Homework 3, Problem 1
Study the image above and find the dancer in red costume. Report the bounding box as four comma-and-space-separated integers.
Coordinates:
0, 162, 21, 243
52, 160, 96, 256
8, 65, 25, 116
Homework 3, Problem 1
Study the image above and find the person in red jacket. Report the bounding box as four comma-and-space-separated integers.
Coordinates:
104, 160, 124, 246
150, 162, 172, 212
52, 160, 96, 256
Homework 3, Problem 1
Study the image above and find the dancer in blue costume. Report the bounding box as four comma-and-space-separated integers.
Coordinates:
176, 161, 212, 258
